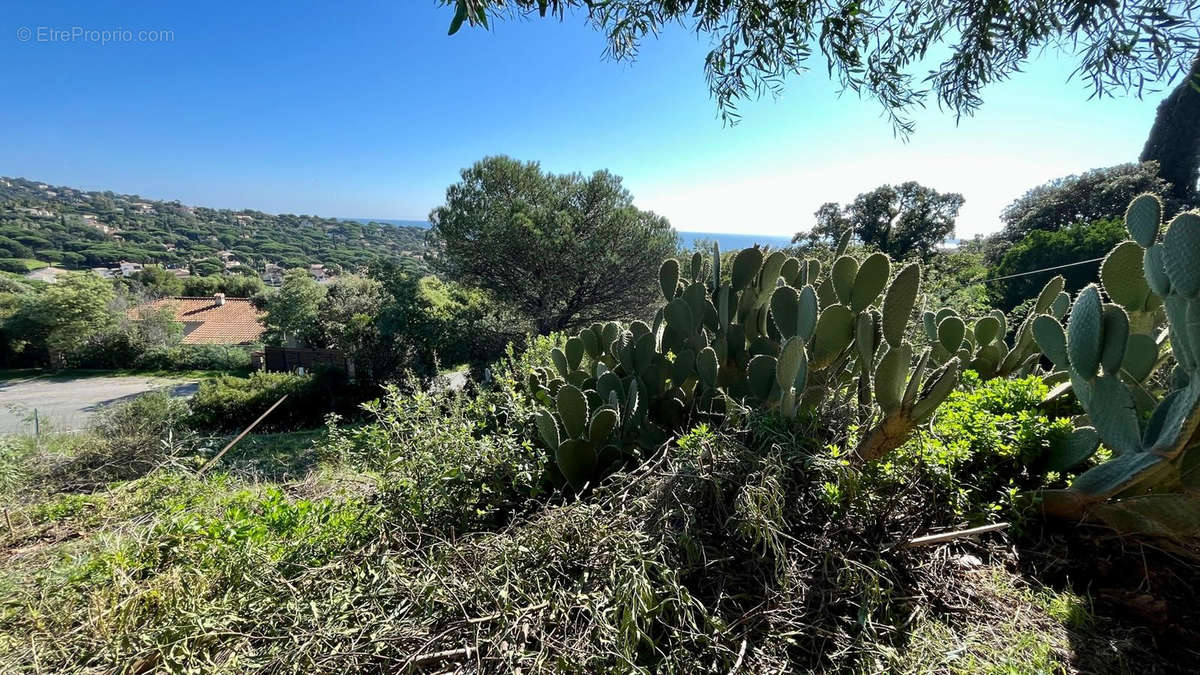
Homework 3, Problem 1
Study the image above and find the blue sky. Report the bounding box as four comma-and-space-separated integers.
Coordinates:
2, 1, 1169, 238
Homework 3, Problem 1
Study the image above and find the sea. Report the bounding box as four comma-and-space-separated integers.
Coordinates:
344, 218, 795, 252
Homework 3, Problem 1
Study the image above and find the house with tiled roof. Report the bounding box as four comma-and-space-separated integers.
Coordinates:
132, 294, 266, 345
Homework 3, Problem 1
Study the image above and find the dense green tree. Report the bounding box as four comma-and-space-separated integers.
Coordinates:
993, 163, 1170, 256
429, 156, 678, 333
441, 1, 1200, 132
131, 265, 185, 297
793, 182, 963, 260
989, 218, 1127, 312
311, 275, 386, 378
1141, 49, 1200, 201
4, 273, 116, 365
263, 269, 327, 345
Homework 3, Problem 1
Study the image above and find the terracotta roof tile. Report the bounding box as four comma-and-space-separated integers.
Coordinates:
132, 297, 266, 345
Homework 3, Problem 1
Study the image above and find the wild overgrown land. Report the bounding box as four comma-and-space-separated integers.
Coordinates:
2, 193, 1200, 672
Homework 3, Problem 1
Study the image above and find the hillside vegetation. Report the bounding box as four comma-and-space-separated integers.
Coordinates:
0, 177, 429, 274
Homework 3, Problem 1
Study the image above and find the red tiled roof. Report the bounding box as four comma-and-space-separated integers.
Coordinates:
132, 297, 266, 345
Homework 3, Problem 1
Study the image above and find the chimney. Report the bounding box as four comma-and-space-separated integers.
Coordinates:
214, 293, 225, 306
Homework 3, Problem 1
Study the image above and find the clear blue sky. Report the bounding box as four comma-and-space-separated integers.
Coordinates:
2, 1, 1170, 238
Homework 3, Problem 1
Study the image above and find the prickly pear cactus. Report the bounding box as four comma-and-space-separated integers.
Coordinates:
528, 242, 967, 491
1032, 194, 1200, 538
924, 276, 1067, 381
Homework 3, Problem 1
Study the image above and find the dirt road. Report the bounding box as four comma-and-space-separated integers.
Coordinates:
0, 374, 199, 434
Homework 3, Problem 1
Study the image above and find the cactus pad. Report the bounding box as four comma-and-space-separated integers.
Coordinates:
1125, 193, 1162, 247
1162, 212, 1200, 296
1101, 241, 1151, 311
850, 253, 891, 312
1067, 285, 1104, 378
881, 263, 920, 347
659, 258, 680, 302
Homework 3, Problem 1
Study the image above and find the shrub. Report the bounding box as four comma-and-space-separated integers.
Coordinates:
45, 391, 196, 490
186, 370, 363, 432
134, 343, 252, 372
886, 371, 1074, 522
325, 384, 546, 533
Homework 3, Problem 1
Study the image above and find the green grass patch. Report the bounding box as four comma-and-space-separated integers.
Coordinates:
0, 258, 48, 272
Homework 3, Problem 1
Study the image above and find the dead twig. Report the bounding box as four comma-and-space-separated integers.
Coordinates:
197, 395, 288, 476
899, 523, 1010, 549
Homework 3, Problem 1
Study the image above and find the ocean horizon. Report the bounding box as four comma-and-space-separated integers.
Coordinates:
344, 218, 795, 252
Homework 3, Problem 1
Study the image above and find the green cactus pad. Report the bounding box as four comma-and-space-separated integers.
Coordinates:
1162, 212, 1200, 297
973, 316, 1002, 346
1092, 493, 1200, 538
731, 247, 764, 291
697, 346, 719, 388
550, 348, 570, 378
1101, 241, 1151, 311
855, 311, 878, 366
972, 343, 1003, 375
747, 354, 778, 401
780, 256, 801, 285
759, 251, 787, 293
659, 258, 680, 302
922, 311, 937, 343
565, 336, 585, 371
665, 297, 695, 333
797, 285, 819, 341
1088, 372, 1143, 456
1044, 426, 1100, 472
535, 409, 560, 450
881, 263, 920, 347
874, 342, 912, 413
902, 349, 931, 406
770, 285, 800, 338
831, 256, 859, 305
556, 384, 589, 439
712, 242, 722, 288
633, 331, 655, 375
1033, 276, 1066, 314
1071, 450, 1163, 498
602, 322, 620, 350
690, 252, 703, 282
555, 439, 598, 489
850, 253, 891, 312
805, 259, 822, 286
589, 408, 619, 445
812, 304, 855, 369
936, 315, 966, 352
1032, 314, 1070, 367
991, 309, 1008, 342
1141, 244, 1171, 298
835, 228, 853, 256
1050, 292, 1070, 319
1099, 304, 1130, 375
1125, 193, 1163, 248
777, 336, 808, 391
579, 328, 601, 360
1121, 333, 1159, 381
1067, 285, 1104, 378
911, 359, 960, 422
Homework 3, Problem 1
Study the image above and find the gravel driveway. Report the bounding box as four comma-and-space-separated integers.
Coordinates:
0, 374, 199, 435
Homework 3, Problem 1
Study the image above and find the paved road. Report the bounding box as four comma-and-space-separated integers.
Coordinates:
0, 374, 199, 435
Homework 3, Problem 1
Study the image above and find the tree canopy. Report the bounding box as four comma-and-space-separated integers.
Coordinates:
794, 181, 963, 259
993, 162, 1170, 253
429, 156, 678, 333
440, 0, 1200, 133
